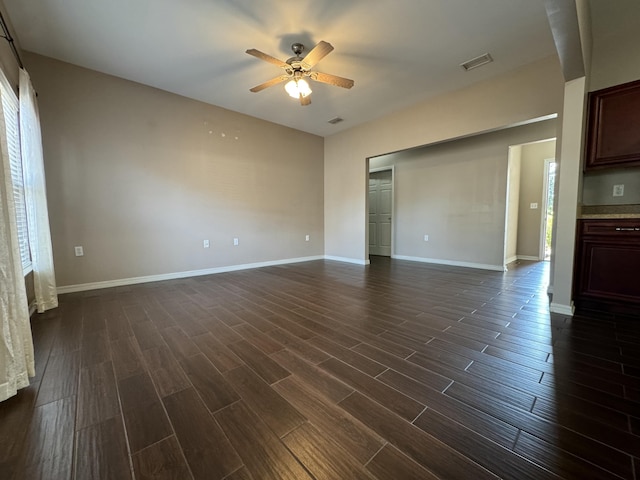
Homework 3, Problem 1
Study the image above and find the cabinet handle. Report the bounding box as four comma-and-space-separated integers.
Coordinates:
615, 227, 639, 231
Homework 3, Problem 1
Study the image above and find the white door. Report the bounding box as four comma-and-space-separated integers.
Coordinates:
369, 169, 393, 256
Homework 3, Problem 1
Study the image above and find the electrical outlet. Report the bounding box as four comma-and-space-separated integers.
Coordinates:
530, 203, 538, 209
203, 239, 210, 248
233, 237, 239, 246
613, 184, 624, 197
424, 234, 429, 242
305, 235, 310, 242
74, 246, 84, 257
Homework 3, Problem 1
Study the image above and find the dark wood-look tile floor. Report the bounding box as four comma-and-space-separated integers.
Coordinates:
2, 257, 639, 479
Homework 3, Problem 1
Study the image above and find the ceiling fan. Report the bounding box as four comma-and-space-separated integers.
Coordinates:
246, 41, 354, 106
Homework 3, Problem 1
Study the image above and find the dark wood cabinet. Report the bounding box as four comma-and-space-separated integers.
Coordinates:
574, 219, 640, 315
585, 79, 640, 170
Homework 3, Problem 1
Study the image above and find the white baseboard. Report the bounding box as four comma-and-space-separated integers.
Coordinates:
56, 253, 518, 295
518, 255, 541, 261
392, 255, 504, 272
549, 302, 574, 316
57, 255, 325, 294
505, 256, 518, 264
28, 302, 37, 317
324, 256, 370, 265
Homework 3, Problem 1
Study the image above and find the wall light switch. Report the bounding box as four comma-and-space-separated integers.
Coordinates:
203, 240, 210, 248
305, 235, 310, 242
424, 234, 429, 242
233, 237, 239, 246
613, 184, 624, 197
74, 246, 84, 257
530, 203, 538, 209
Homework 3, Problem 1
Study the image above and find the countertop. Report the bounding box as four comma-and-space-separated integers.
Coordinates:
579, 204, 640, 219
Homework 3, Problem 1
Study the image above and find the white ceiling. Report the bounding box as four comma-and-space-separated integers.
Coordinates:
4, 0, 558, 137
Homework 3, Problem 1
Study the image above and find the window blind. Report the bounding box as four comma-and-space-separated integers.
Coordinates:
1, 83, 31, 272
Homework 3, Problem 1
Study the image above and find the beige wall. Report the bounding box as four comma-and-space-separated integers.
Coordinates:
589, 0, 640, 91
24, 52, 324, 288
516, 140, 556, 258
325, 55, 564, 263
369, 120, 557, 269
583, 169, 640, 205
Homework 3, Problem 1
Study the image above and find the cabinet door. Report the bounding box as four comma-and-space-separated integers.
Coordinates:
586, 79, 640, 170
577, 236, 640, 303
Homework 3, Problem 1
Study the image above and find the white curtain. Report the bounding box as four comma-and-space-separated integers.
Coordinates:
19, 69, 58, 313
0, 84, 35, 402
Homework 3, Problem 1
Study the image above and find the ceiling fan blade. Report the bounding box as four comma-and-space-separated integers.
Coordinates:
249, 75, 289, 93
310, 71, 354, 89
246, 48, 289, 68
300, 41, 334, 69
300, 95, 312, 106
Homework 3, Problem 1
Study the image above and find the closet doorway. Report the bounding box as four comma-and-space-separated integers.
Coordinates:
369, 168, 393, 256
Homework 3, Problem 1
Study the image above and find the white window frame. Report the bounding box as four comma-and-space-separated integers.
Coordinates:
1, 80, 32, 274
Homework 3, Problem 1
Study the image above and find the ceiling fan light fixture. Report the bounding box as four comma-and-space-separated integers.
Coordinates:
247, 41, 353, 105
285, 78, 312, 99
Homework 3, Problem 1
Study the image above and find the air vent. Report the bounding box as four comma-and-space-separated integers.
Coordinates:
328, 117, 344, 125
460, 53, 493, 72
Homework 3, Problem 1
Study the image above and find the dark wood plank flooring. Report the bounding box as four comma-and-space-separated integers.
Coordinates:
1, 257, 639, 479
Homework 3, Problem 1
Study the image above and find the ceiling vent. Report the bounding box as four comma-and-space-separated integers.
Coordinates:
460, 53, 493, 72
328, 117, 344, 125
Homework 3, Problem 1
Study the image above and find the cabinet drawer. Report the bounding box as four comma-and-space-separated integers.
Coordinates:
581, 219, 640, 236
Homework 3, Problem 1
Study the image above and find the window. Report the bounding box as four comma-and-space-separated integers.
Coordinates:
1, 81, 31, 272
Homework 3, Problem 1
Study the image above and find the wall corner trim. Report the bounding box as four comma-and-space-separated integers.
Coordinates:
392, 255, 504, 272
549, 302, 575, 316
324, 256, 370, 265
56, 256, 325, 294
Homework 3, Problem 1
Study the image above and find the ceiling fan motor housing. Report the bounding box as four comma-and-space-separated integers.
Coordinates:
246, 40, 354, 104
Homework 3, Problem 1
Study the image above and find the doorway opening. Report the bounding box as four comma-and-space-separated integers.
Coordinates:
368, 168, 393, 257
503, 138, 557, 268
